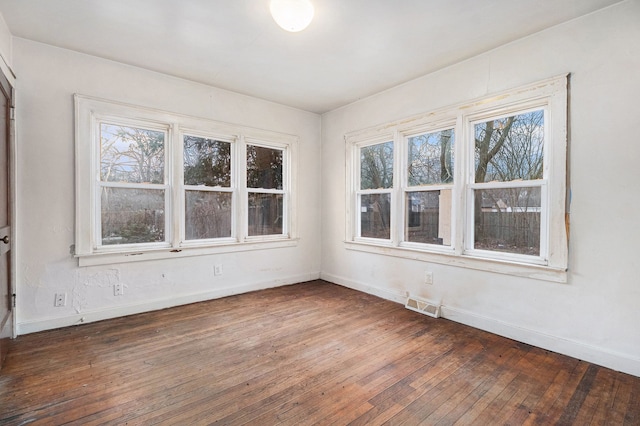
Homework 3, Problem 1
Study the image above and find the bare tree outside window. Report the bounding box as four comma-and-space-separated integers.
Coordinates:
101, 124, 164, 184
473, 110, 544, 255
360, 142, 393, 190
408, 129, 454, 186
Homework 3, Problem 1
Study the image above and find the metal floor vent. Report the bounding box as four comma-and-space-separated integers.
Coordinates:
405, 296, 441, 318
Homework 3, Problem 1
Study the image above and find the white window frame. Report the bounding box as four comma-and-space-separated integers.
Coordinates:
399, 122, 458, 255
179, 130, 237, 247
354, 137, 396, 245
75, 95, 298, 266
463, 104, 550, 266
96, 118, 173, 252
244, 137, 291, 242
345, 75, 569, 282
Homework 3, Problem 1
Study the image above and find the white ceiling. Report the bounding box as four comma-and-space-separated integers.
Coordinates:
0, 0, 623, 113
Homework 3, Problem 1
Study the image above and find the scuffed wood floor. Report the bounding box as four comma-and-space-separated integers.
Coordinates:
1, 280, 639, 425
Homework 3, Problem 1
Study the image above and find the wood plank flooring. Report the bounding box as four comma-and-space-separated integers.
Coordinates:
1, 280, 639, 425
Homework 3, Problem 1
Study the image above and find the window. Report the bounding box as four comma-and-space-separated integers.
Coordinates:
183, 134, 233, 241
467, 109, 546, 261
100, 123, 168, 246
75, 96, 297, 265
346, 76, 569, 281
246, 144, 285, 237
405, 128, 454, 247
357, 141, 393, 240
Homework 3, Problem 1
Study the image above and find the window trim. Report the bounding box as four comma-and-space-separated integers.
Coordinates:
244, 137, 290, 242
345, 75, 569, 282
353, 136, 396, 244
180, 131, 237, 246
75, 95, 298, 266
400, 122, 458, 254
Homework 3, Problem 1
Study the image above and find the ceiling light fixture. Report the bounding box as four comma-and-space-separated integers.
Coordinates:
270, 0, 314, 32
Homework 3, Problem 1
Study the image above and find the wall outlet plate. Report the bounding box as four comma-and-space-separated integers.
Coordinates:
54, 293, 66, 307
114, 283, 124, 296
214, 264, 223, 276
424, 271, 433, 285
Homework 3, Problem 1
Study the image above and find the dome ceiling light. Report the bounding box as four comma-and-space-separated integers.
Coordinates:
269, 0, 314, 32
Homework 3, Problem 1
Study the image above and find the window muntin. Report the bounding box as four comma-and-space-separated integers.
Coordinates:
98, 122, 169, 248
468, 108, 547, 259
356, 141, 393, 241
183, 135, 234, 241
346, 76, 568, 275
246, 144, 287, 237
404, 128, 455, 247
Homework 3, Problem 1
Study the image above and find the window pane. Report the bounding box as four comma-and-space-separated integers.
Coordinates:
474, 110, 544, 183
183, 136, 231, 187
360, 193, 391, 239
474, 187, 541, 255
248, 193, 283, 236
247, 145, 283, 190
405, 190, 451, 245
360, 142, 393, 190
101, 187, 165, 245
185, 191, 232, 240
407, 129, 454, 186
100, 124, 165, 184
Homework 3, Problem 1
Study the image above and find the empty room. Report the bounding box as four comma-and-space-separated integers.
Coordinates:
0, 0, 639, 424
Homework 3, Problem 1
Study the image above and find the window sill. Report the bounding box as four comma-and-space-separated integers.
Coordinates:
344, 240, 567, 283
77, 238, 299, 267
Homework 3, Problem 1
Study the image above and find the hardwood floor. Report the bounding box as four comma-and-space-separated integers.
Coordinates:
1, 280, 638, 425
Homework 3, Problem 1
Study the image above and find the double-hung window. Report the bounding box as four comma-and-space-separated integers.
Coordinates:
100, 121, 169, 246
346, 76, 568, 281
403, 127, 455, 248
357, 140, 394, 241
246, 142, 286, 238
75, 96, 297, 265
466, 108, 547, 263
182, 134, 234, 242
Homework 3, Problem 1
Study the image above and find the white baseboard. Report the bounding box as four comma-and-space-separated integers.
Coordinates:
18, 271, 321, 335
320, 272, 407, 304
320, 272, 640, 378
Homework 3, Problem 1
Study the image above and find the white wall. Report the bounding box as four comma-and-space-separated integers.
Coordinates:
0, 12, 11, 69
14, 38, 322, 333
321, 0, 640, 377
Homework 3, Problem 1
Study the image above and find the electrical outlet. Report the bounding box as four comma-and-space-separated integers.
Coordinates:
214, 264, 223, 276
114, 283, 124, 296
54, 293, 66, 307
424, 271, 433, 285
